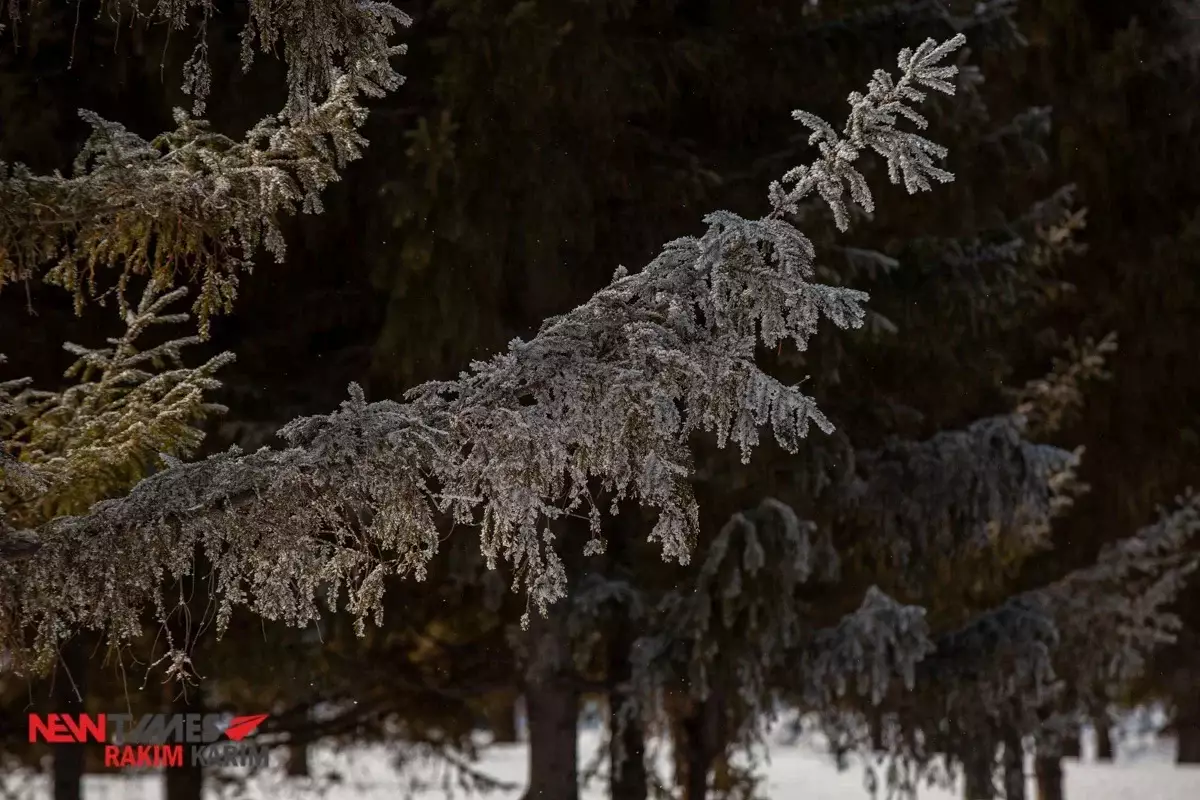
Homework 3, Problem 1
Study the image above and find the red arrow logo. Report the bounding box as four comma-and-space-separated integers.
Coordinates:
223, 714, 269, 741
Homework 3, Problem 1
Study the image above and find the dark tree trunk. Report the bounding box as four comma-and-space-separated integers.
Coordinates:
1001, 732, 1025, 800
680, 712, 709, 800
1033, 756, 1064, 800
1060, 730, 1080, 760
1177, 707, 1200, 764
286, 740, 310, 777
52, 637, 88, 800
608, 690, 647, 800
483, 690, 519, 744
1095, 720, 1113, 762
606, 509, 647, 800
962, 746, 995, 800
524, 678, 578, 798
522, 607, 579, 800
285, 705, 311, 777
164, 683, 204, 800
870, 710, 885, 752
676, 695, 724, 800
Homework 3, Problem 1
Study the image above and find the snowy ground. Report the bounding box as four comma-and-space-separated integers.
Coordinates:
4, 718, 1200, 799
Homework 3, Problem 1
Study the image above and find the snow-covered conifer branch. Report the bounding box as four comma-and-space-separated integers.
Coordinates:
1008, 332, 1118, 438
836, 334, 1116, 593
0, 3, 410, 336
0, 36, 967, 669
769, 33, 965, 230
0, 61, 405, 337
842, 416, 1082, 591
754, 493, 1198, 799
820, 490, 1200, 790
932, 491, 1199, 718
670, 341, 1118, 779
1, 281, 233, 672
798, 587, 935, 709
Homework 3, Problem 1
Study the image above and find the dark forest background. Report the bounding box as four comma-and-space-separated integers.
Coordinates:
1, 1, 1198, 799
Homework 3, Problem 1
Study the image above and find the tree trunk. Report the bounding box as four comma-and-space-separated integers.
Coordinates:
962, 747, 995, 800
676, 695, 723, 800
1060, 730, 1080, 760
870, 710, 885, 752
1001, 732, 1025, 800
1033, 756, 1063, 800
680, 711, 709, 800
164, 683, 204, 800
1095, 720, 1113, 762
522, 607, 579, 800
1177, 706, 1200, 764
52, 636, 88, 800
608, 690, 648, 800
606, 509, 647, 800
282, 704, 311, 777
483, 690, 520, 744
286, 740, 310, 777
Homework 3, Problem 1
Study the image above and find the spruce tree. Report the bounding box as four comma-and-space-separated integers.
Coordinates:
536, 4, 1200, 798
995, 0, 1200, 766
1, 20, 973, 679
0, 280, 232, 797
4, 6, 1195, 800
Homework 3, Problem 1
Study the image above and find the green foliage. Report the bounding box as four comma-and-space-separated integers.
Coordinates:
0, 280, 232, 673
0, 1, 410, 337
0, 80, 379, 336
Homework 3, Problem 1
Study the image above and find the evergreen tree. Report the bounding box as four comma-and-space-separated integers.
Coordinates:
532, 4, 1200, 798
0, 280, 232, 797
995, 0, 1200, 765
2, 17, 984, 796
4, 6, 1195, 800
0, 282, 233, 667
0, 0, 411, 336
0, 26, 972, 673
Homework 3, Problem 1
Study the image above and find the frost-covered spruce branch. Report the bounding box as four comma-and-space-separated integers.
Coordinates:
800, 491, 1200, 791
618, 343, 1109, 769
0, 3, 410, 336
842, 415, 1081, 588
625, 413, 1079, 753
624, 499, 837, 730
2, 286, 233, 524
770, 33, 964, 230
0, 57, 405, 337
783, 343, 1113, 723
1, 1, 408, 120
754, 421, 1076, 724
1, 282, 233, 672
749, 494, 1200, 800
0, 36, 966, 670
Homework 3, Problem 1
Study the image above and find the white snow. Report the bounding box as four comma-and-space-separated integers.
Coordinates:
6, 723, 1200, 800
